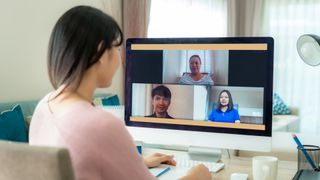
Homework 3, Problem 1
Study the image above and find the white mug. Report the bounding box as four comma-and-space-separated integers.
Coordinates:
252, 156, 278, 180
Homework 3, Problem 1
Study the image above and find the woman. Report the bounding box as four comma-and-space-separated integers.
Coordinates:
29, 6, 210, 180
179, 55, 214, 85
208, 90, 240, 123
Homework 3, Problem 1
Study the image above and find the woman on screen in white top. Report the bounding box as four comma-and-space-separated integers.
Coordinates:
179, 55, 214, 85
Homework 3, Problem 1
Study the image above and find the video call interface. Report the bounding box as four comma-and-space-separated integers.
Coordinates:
126, 40, 273, 135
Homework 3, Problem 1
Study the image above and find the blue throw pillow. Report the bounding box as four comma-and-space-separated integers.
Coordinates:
0, 104, 28, 142
93, 94, 120, 106
101, 95, 120, 106
273, 93, 291, 115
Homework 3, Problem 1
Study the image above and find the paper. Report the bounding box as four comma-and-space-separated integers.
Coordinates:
149, 164, 171, 177
158, 166, 189, 180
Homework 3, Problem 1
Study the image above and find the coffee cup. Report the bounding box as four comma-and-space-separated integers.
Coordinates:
252, 156, 278, 180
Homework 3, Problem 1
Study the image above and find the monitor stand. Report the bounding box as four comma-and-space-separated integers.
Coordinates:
188, 146, 222, 163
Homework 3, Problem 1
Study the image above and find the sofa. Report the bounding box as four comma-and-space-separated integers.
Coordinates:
0, 93, 120, 142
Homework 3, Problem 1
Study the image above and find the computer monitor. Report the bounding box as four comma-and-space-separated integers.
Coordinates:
125, 37, 273, 152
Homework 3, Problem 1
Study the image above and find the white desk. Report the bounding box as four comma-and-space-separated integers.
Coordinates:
143, 147, 297, 180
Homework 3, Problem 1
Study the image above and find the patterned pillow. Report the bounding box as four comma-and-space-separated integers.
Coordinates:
273, 93, 292, 115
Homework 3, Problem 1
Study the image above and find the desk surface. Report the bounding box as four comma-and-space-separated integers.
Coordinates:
143, 147, 297, 180
215, 156, 296, 180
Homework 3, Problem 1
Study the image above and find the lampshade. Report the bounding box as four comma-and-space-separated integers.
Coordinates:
297, 34, 320, 66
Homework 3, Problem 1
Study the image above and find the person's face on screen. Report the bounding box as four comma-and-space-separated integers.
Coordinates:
189, 57, 201, 74
219, 92, 229, 107
152, 95, 170, 115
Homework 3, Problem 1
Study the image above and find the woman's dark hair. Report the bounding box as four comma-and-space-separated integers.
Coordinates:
189, 55, 201, 64
151, 85, 171, 100
48, 6, 123, 94
216, 90, 234, 111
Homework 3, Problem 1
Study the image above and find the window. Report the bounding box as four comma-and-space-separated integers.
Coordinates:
261, 0, 320, 134
148, 0, 227, 38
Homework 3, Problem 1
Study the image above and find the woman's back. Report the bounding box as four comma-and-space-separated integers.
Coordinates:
29, 93, 154, 180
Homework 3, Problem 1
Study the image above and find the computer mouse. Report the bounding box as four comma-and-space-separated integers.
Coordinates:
230, 173, 248, 180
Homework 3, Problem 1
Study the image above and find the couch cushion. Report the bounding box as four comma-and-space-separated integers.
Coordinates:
273, 93, 291, 115
0, 100, 38, 124
93, 94, 120, 106
0, 105, 28, 142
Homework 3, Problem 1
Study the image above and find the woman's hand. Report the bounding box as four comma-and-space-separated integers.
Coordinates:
143, 153, 176, 168
180, 164, 212, 180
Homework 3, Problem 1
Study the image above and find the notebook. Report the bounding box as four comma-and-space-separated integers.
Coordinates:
149, 165, 171, 177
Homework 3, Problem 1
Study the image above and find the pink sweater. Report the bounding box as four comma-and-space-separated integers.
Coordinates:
29, 94, 155, 180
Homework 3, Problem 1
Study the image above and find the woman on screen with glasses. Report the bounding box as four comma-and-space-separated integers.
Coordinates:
29, 6, 211, 180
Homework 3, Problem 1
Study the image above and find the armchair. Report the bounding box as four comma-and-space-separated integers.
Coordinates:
0, 140, 74, 180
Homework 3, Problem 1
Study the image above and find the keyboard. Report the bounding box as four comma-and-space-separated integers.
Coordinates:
175, 158, 225, 173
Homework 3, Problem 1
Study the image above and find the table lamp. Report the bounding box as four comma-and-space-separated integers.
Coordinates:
297, 34, 320, 66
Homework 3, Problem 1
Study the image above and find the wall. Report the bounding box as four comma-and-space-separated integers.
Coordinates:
0, 0, 124, 103
211, 86, 264, 109
212, 50, 228, 85
167, 85, 194, 119
162, 50, 183, 83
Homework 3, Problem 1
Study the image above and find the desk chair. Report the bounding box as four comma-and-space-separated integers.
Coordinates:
0, 140, 74, 180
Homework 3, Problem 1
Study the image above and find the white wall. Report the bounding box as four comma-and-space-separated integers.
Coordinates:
210, 86, 264, 116
162, 50, 184, 83
212, 50, 228, 85
166, 85, 194, 119
0, 0, 124, 103
193, 86, 208, 120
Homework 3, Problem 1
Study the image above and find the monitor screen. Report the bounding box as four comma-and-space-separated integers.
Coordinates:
125, 37, 273, 139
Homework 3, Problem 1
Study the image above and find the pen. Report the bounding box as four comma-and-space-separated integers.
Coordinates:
292, 134, 318, 171
156, 167, 171, 177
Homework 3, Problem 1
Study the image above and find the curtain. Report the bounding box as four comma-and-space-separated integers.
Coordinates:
227, 0, 264, 36
261, 0, 320, 134
123, 0, 151, 39
122, 0, 151, 67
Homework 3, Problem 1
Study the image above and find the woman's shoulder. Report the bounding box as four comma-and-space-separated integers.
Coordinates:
79, 105, 122, 126
181, 73, 191, 79
229, 108, 239, 113
179, 73, 192, 83
202, 74, 214, 83
54, 103, 123, 134
231, 108, 238, 112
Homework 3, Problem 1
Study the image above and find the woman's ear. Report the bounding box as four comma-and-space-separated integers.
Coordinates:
97, 41, 106, 64
97, 41, 104, 52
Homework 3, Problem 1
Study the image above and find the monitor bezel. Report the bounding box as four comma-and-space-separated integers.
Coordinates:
125, 37, 274, 137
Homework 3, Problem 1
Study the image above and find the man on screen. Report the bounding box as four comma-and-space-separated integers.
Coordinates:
145, 85, 174, 119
